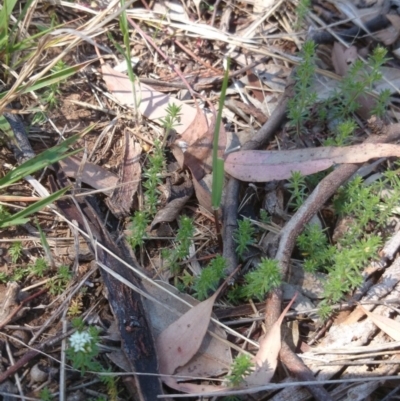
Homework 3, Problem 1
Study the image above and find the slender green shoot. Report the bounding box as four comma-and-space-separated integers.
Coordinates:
0, 134, 82, 190
211, 57, 230, 210
0, 187, 70, 228
118, 0, 139, 113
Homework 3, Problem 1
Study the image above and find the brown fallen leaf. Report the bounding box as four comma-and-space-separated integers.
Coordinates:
374, 14, 400, 45
243, 293, 297, 387
332, 42, 358, 77
59, 156, 118, 195
106, 132, 141, 218
156, 290, 220, 376
143, 280, 231, 378
101, 64, 198, 134
360, 305, 400, 341
224, 143, 400, 182
150, 177, 193, 229
156, 286, 222, 376
162, 376, 224, 394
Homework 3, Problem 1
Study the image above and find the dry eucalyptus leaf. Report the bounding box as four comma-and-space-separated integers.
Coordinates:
243, 294, 297, 387
151, 178, 194, 229
360, 305, 400, 341
162, 376, 225, 394
156, 288, 221, 375
224, 143, 400, 182
106, 133, 141, 218
101, 64, 196, 134
59, 156, 118, 195
143, 280, 231, 378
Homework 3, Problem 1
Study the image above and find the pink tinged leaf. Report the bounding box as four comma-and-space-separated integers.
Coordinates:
163, 376, 225, 394
100, 64, 197, 134
332, 42, 358, 76
156, 290, 220, 375
243, 294, 297, 387
224, 144, 400, 182
360, 306, 400, 341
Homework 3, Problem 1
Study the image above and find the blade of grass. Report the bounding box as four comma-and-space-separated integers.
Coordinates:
211, 57, 230, 210
0, 134, 83, 189
0, 186, 70, 228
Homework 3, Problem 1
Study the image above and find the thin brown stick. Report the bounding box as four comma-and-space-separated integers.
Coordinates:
223, 74, 295, 273
275, 119, 400, 280
264, 290, 334, 401
0, 288, 48, 330
0, 329, 75, 384
127, 17, 198, 100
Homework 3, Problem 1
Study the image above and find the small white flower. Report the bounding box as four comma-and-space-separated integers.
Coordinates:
69, 331, 92, 352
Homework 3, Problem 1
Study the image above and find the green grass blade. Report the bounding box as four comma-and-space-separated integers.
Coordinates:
0, 0, 18, 41
0, 62, 91, 99
0, 187, 69, 228
0, 134, 82, 189
211, 57, 230, 210
21, 62, 91, 94
212, 158, 225, 208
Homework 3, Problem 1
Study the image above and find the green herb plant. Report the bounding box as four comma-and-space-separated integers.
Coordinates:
193, 255, 227, 300
287, 40, 317, 134
128, 138, 165, 249
39, 387, 53, 401
286, 171, 308, 211
294, 0, 311, 29
233, 218, 256, 259
8, 241, 23, 263
67, 318, 119, 400
128, 102, 183, 251
162, 215, 195, 275
296, 167, 400, 319
160, 103, 182, 146
243, 258, 282, 301
42, 60, 68, 108
47, 265, 72, 295
30, 257, 49, 277
332, 46, 390, 119
226, 354, 254, 387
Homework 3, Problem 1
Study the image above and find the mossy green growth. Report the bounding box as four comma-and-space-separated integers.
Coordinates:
193, 255, 227, 300
129, 139, 166, 250
162, 215, 195, 274
234, 218, 256, 259
226, 354, 254, 387
297, 168, 400, 319
287, 40, 317, 134
243, 258, 281, 301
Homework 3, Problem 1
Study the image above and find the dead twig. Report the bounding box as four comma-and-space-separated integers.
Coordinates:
0, 289, 48, 330
223, 73, 295, 274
